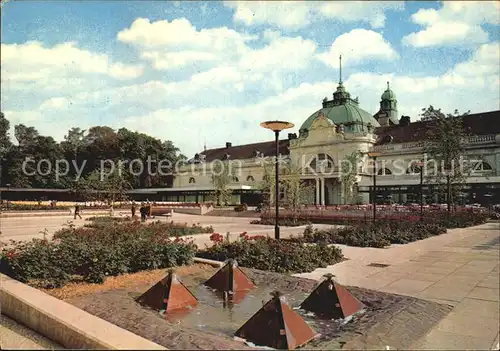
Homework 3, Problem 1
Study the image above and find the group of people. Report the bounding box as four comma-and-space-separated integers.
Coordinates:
131, 202, 151, 222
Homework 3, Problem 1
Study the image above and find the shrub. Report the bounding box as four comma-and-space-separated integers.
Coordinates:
258, 209, 488, 228
234, 203, 248, 212
1, 219, 203, 288
197, 234, 344, 273
295, 221, 448, 248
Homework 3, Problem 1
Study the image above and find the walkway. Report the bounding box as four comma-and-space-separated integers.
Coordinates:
0, 315, 64, 349
294, 222, 500, 350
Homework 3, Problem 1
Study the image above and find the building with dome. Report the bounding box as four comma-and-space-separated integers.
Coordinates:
133, 59, 500, 207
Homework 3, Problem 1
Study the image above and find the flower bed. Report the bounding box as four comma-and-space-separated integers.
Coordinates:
257, 209, 488, 228
0, 219, 210, 288
197, 232, 344, 273
289, 222, 448, 248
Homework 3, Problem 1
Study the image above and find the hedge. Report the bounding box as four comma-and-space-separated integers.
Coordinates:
197, 233, 344, 273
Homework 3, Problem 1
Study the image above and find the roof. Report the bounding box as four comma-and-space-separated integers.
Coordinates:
381, 89, 396, 101
375, 110, 500, 145
200, 139, 290, 162
300, 82, 379, 133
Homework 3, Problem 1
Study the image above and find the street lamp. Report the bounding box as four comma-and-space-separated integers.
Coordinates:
415, 161, 425, 222
260, 120, 295, 240
367, 152, 381, 223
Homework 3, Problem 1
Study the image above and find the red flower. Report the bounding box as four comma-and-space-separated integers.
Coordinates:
239, 232, 248, 237
209, 233, 224, 243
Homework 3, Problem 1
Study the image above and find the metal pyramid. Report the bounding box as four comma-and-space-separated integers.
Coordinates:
204, 259, 256, 293
300, 273, 364, 319
235, 291, 317, 349
136, 269, 198, 313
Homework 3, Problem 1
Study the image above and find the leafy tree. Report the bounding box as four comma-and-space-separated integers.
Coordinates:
421, 106, 472, 213
341, 151, 362, 204
280, 164, 314, 222
211, 160, 233, 206
80, 164, 131, 204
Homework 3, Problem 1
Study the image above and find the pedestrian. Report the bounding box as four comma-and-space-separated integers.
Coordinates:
140, 203, 147, 222
74, 203, 82, 219
131, 202, 137, 218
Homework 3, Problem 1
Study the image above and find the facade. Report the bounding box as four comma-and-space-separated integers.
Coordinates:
134, 78, 500, 206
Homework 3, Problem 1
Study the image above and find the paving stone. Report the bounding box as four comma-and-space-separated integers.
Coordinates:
452, 298, 500, 320
467, 287, 500, 302
406, 272, 448, 282
381, 279, 435, 295
436, 311, 499, 340
430, 261, 467, 269
412, 329, 492, 350
418, 286, 473, 302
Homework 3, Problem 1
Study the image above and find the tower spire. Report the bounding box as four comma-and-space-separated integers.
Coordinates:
387, 81, 390, 90
339, 55, 343, 84
204, 140, 207, 152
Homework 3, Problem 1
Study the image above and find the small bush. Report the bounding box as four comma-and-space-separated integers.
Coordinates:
234, 203, 248, 212
1, 219, 205, 288
295, 221, 448, 248
197, 234, 344, 273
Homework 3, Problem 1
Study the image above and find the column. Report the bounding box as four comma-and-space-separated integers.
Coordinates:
315, 178, 320, 205
320, 178, 325, 206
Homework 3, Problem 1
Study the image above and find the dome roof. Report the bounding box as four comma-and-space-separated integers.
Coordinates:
300, 103, 379, 133
381, 82, 396, 100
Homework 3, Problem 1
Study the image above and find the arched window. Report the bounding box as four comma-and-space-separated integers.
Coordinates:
309, 153, 335, 172
246, 175, 255, 182
474, 161, 493, 171
189, 177, 195, 184
232, 176, 239, 182
406, 163, 422, 174
378, 168, 392, 175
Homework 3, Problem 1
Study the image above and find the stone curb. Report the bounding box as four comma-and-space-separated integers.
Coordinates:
0, 274, 167, 350
193, 257, 224, 267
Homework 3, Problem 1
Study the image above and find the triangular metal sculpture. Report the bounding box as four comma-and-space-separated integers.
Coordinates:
235, 291, 317, 350
136, 269, 198, 313
300, 273, 365, 320
204, 259, 256, 293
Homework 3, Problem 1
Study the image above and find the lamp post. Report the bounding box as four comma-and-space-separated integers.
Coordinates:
415, 161, 425, 222
367, 152, 381, 223
260, 120, 294, 240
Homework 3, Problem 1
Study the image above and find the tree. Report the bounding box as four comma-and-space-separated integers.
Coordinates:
80, 164, 131, 204
211, 160, 232, 206
280, 165, 314, 222
341, 151, 362, 204
421, 106, 472, 213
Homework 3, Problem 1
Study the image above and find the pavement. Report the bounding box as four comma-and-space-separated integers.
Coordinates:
0, 315, 64, 349
1, 212, 499, 350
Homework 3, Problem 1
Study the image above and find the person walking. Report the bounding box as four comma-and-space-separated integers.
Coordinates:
131, 202, 137, 218
140, 203, 147, 222
74, 204, 82, 219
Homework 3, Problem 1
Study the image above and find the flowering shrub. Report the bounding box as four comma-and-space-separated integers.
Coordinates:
0, 219, 205, 288
291, 221, 448, 248
234, 203, 248, 212
199, 234, 344, 273
257, 209, 488, 228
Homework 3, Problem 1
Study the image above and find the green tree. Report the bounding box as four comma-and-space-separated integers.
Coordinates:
211, 160, 233, 206
341, 151, 362, 204
421, 106, 472, 213
280, 164, 314, 222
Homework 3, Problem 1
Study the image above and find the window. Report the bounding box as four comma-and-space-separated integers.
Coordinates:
378, 168, 392, 175
189, 177, 195, 184
406, 163, 422, 174
246, 175, 255, 182
309, 153, 335, 172
232, 176, 239, 182
473, 161, 493, 171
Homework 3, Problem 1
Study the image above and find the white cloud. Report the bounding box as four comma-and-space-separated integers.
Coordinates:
224, 1, 311, 30
318, 29, 399, 67
224, 1, 404, 30
317, 2, 404, 29
1, 41, 143, 82
117, 17, 256, 69
402, 1, 500, 47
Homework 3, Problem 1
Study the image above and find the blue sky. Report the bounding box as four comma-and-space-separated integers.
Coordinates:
2, 1, 499, 156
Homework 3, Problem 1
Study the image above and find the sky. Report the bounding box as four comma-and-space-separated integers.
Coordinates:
1, 1, 499, 157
